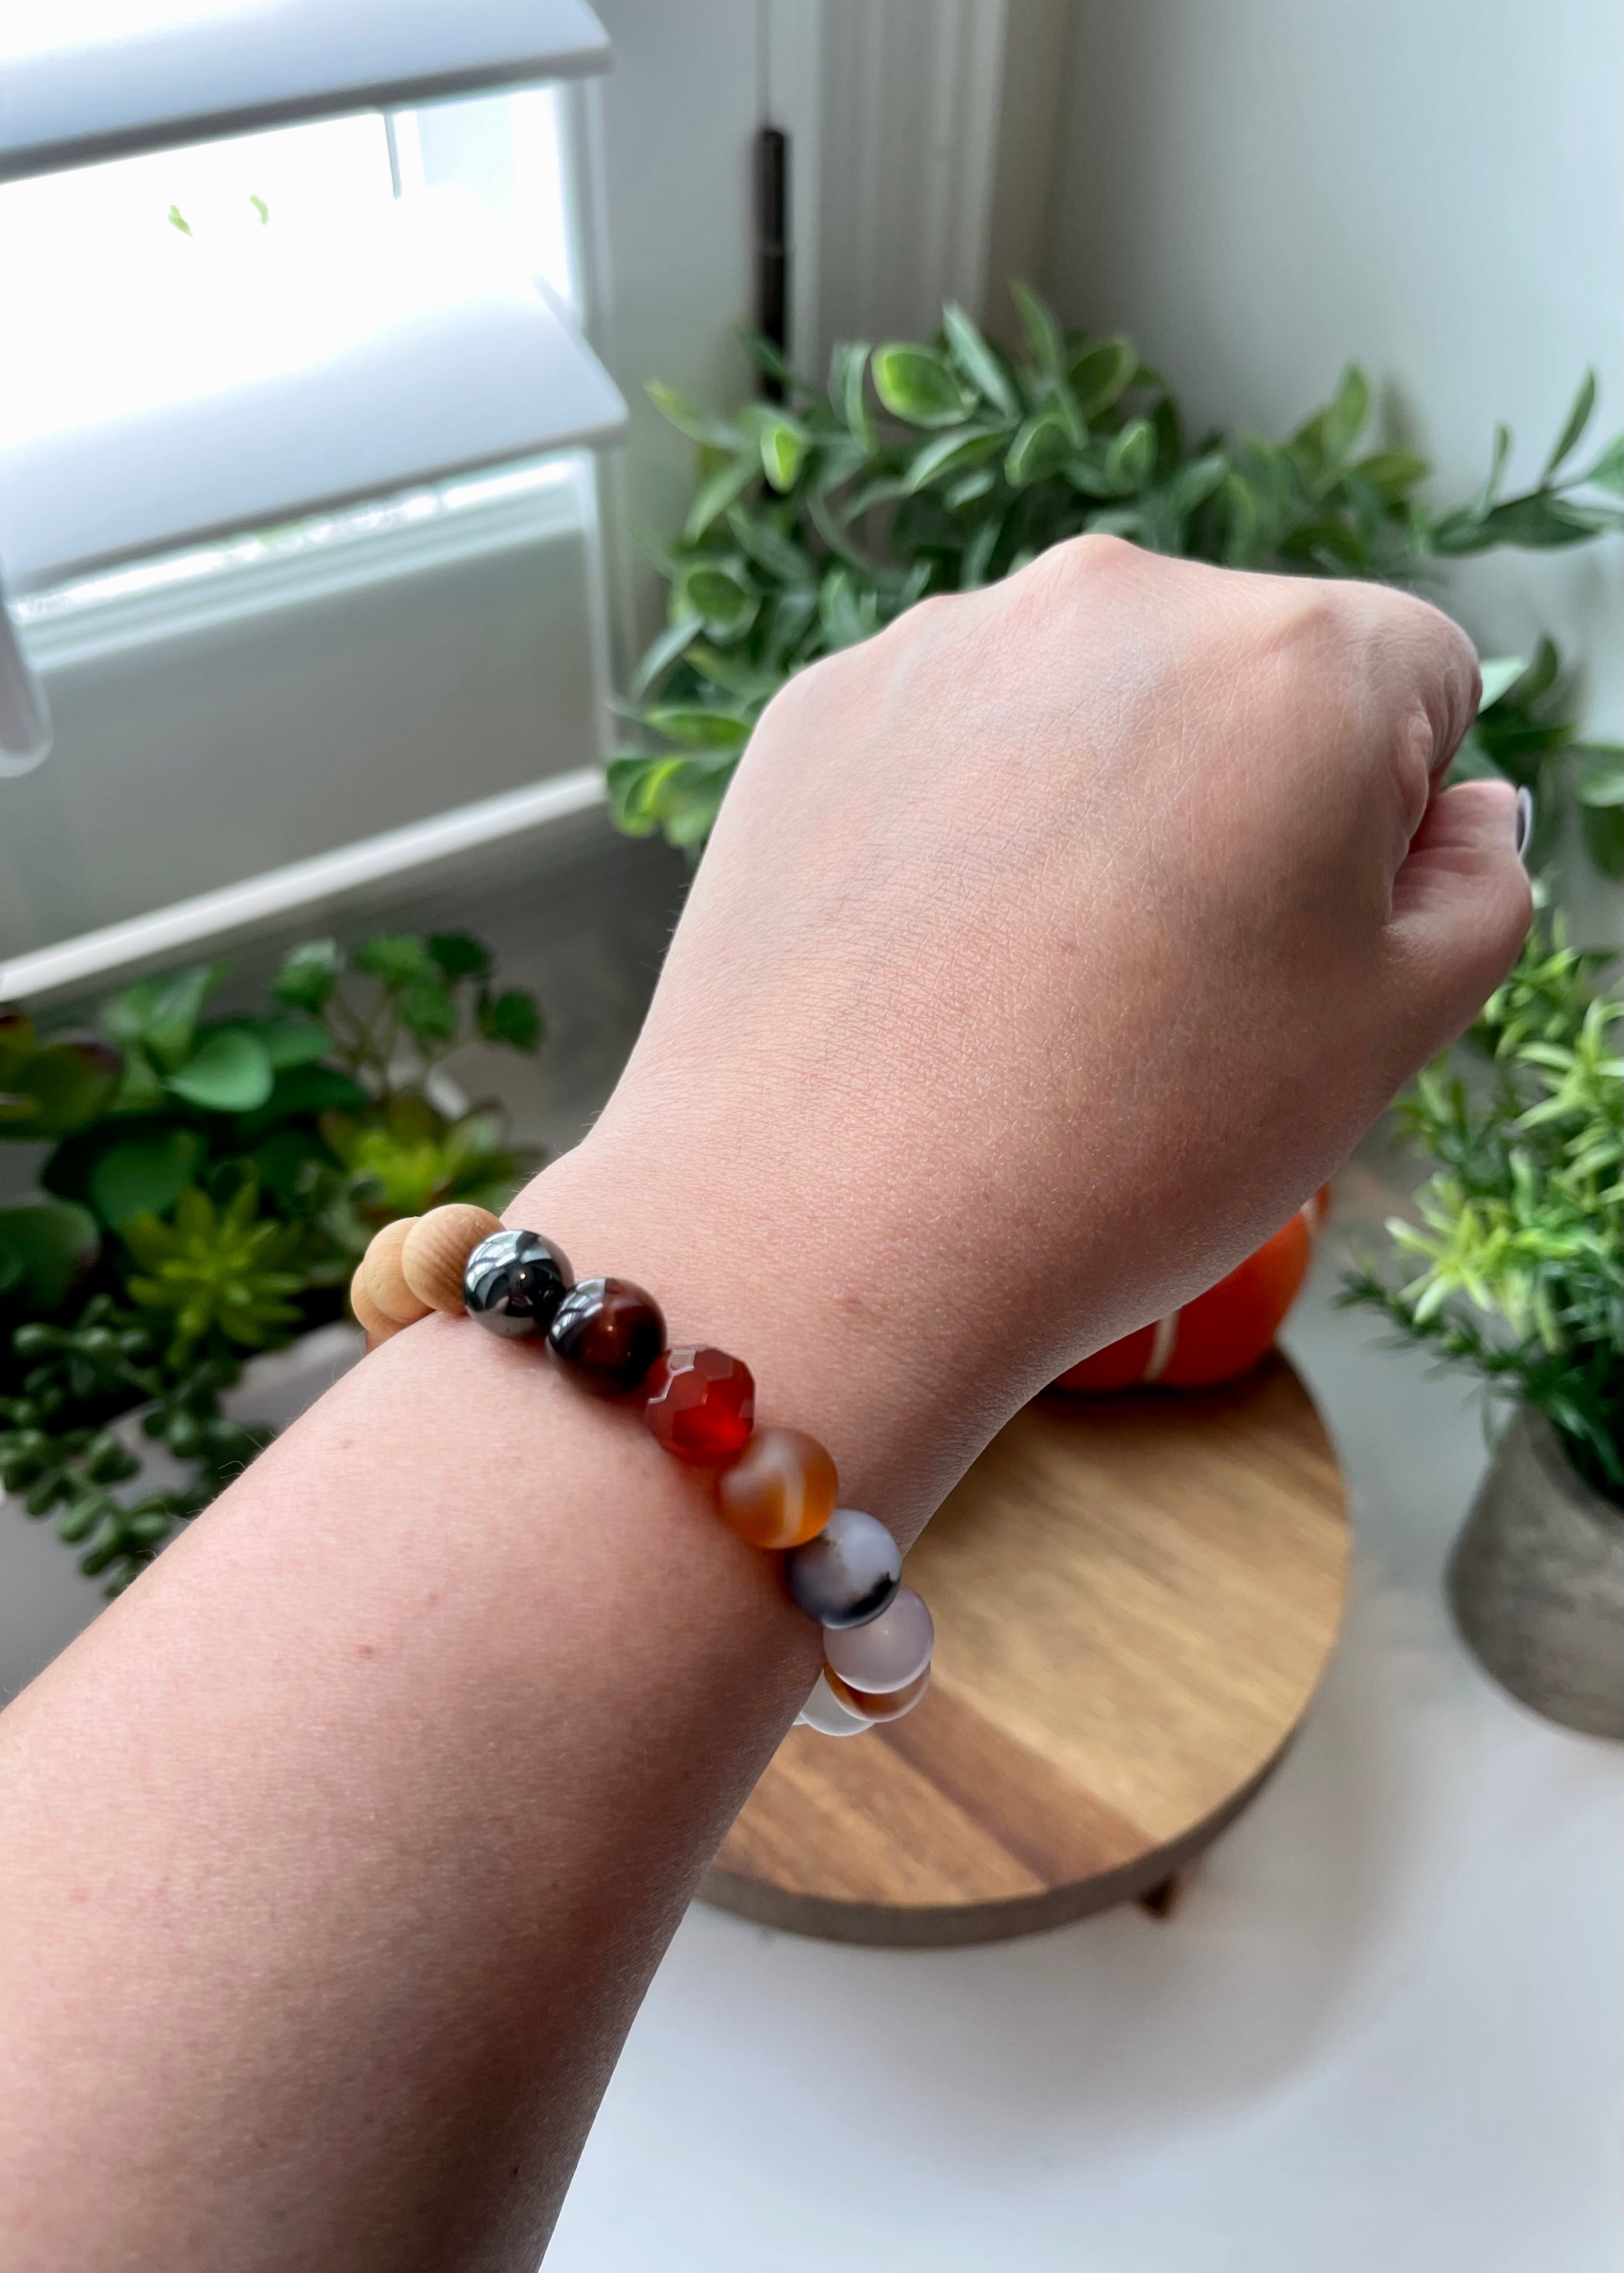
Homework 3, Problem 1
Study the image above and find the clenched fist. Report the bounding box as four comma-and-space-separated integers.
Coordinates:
536, 537, 1529, 1536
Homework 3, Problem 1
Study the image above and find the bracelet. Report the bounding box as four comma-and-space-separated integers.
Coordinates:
350, 1204, 933, 1738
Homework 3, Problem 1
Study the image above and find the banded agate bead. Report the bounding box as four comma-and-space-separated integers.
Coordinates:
464, 1230, 572, 1340
821, 1663, 931, 1723
784, 1506, 900, 1628
642, 1347, 754, 1465
716, 1427, 837, 1550
548, 1277, 666, 1396
823, 1586, 933, 1693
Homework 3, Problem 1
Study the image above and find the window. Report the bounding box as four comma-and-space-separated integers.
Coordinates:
0, 48, 624, 989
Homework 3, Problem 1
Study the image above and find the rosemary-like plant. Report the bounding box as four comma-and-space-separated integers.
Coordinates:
1342, 921, 1622, 1504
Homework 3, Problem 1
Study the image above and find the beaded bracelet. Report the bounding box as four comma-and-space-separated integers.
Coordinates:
350, 1204, 932, 1738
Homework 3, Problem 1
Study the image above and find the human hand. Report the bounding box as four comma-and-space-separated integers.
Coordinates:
532, 538, 1529, 1537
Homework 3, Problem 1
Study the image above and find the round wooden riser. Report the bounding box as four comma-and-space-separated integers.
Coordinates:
703, 1356, 1348, 1947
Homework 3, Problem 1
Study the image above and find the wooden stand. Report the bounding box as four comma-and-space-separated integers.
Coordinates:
703, 1356, 1347, 1946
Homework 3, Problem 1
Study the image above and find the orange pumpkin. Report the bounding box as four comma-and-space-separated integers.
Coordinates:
1049, 1188, 1331, 1394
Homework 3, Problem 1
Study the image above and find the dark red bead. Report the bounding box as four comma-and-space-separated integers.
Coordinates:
642, 1346, 755, 1466
547, 1277, 666, 1397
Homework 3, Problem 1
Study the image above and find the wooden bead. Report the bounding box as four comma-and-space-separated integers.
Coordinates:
350, 1264, 401, 1348
400, 1203, 504, 1313
361, 1217, 429, 1325
716, 1427, 837, 1550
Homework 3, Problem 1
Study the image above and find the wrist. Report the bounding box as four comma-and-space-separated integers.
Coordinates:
506, 1116, 997, 1553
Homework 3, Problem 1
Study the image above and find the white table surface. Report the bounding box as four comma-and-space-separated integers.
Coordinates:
2, 1202, 1619, 2268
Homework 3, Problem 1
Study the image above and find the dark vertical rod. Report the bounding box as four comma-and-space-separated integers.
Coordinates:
754, 124, 789, 400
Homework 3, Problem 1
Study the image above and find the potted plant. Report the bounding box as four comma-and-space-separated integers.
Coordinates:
609, 285, 1622, 872
0, 933, 543, 1594
1343, 919, 1622, 1737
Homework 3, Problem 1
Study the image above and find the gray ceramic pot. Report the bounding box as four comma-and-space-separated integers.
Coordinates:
1448, 1408, 1624, 1739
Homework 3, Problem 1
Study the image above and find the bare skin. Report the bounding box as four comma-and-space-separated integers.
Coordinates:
0, 542, 1529, 2269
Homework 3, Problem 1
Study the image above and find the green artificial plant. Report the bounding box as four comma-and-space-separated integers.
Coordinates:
1342, 920, 1622, 1505
0, 932, 543, 1592
610, 287, 1622, 864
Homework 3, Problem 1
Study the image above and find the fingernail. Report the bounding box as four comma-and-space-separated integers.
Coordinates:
1513, 786, 1534, 863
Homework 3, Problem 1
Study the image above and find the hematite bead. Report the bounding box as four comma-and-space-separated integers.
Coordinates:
463, 1229, 572, 1340
784, 1505, 901, 1628
548, 1277, 666, 1397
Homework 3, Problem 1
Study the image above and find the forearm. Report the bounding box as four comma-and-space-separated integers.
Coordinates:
0, 1141, 846, 2270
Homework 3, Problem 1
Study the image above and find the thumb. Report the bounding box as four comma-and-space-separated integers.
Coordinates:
1385, 778, 1533, 1060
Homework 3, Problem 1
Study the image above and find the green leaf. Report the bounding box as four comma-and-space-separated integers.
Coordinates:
270, 938, 342, 1015
101, 964, 219, 1071
632, 614, 703, 698
827, 341, 873, 448
1577, 798, 1623, 879
683, 453, 758, 541
235, 1064, 368, 1137
1543, 369, 1596, 480
353, 935, 443, 990
871, 344, 972, 428
1575, 745, 1624, 806
0, 1201, 99, 1312
1005, 410, 1073, 489
248, 1014, 331, 1071
476, 989, 543, 1052
641, 705, 750, 751
427, 933, 493, 983
944, 469, 997, 511
396, 980, 457, 1047
88, 1128, 205, 1229
1580, 434, 1623, 495
1323, 366, 1370, 461
0, 1025, 122, 1137
166, 1027, 274, 1113
758, 413, 811, 493
1160, 451, 1229, 520
1068, 337, 1137, 422
645, 381, 740, 449
905, 426, 1008, 493
941, 303, 1019, 418
1009, 281, 1064, 378
677, 563, 758, 643
1104, 417, 1157, 493
1476, 656, 1529, 711
1353, 450, 1429, 500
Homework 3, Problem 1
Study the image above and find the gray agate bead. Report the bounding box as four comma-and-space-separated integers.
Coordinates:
785, 1506, 901, 1629
462, 1228, 571, 1338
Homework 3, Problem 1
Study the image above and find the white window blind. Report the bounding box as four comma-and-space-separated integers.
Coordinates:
0, 3, 626, 996
0, 0, 612, 179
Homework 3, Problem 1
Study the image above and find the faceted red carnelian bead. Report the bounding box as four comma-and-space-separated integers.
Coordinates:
642, 1346, 755, 1466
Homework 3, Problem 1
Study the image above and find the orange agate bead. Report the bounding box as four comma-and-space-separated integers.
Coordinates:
715, 1427, 837, 1550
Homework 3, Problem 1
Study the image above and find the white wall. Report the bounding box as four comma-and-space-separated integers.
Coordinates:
1043, 0, 1623, 903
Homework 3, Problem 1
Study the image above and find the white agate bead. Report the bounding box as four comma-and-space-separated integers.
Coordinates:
823, 1585, 933, 1694
796, 1672, 873, 1737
